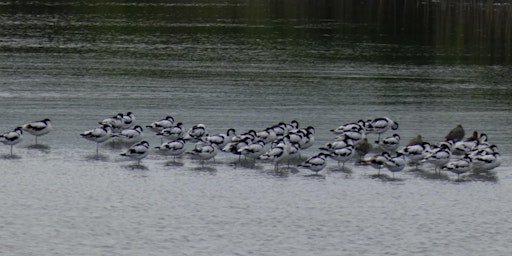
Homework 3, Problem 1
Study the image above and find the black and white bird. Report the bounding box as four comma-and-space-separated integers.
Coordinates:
121, 141, 150, 165
183, 124, 208, 142
399, 142, 431, 167
238, 140, 266, 161
146, 115, 175, 133
259, 145, 289, 171
422, 143, 452, 174
157, 122, 184, 141
115, 125, 144, 144
329, 144, 355, 170
256, 127, 277, 144
155, 138, 187, 160
443, 155, 472, 180
0, 127, 23, 156
330, 120, 366, 135
382, 152, 406, 178
22, 118, 52, 144
299, 152, 331, 175
365, 117, 399, 140
80, 124, 114, 155
376, 133, 400, 152
99, 114, 124, 132
202, 128, 236, 148
120, 112, 136, 129
187, 142, 218, 165
452, 131, 480, 155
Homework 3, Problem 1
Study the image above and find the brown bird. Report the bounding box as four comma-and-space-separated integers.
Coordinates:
406, 134, 423, 146
445, 124, 465, 142
355, 138, 372, 160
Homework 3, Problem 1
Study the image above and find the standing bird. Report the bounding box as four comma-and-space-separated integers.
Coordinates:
329, 144, 355, 170
259, 145, 289, 171
399, 142, 431, 167
406, 134, 424, 146
187, 142, 218, 166
238, 140, 266, 162
183, 124, 208, 142
22, 118, 52, 144
452, 131, 480, 155
365, 117, 399, 141
121, 141, 150, 165
157, 122, 184, 141
354, 138, 372, 161
299, 152, 331, 175
382, 152, 406, 179
80, 124, 114, 155
445, 124, 465, 142
155, 138, 187, 161
120, 112, 136, 129
115, 125, 144, 144
443, 155, 472, 180
146, 115, 175, 133
202, 128, 237, 148
422, 143, 452, 174
99, 114, 124, 133
0, 127, 23, 156
376, 133, 400, 152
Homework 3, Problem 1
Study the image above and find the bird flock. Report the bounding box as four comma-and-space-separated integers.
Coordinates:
0, 113, 502, 181
0, 118, 52, 155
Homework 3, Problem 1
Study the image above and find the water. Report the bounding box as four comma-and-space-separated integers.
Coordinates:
1, 1, 512, 255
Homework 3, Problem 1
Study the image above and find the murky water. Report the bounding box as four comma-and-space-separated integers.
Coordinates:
1, 1, 512, 255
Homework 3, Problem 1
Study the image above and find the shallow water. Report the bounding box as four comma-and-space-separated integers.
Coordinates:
1, 1, 512, 255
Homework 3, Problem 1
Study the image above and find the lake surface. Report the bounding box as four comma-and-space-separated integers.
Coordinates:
1, 1, 512, 255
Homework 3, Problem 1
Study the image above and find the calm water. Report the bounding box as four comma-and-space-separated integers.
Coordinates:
1, 1, 512, 255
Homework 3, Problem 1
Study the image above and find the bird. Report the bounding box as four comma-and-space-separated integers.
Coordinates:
335, 125, 366, 143
238, 140, 266, 162
120, 141, 150, 165
259, 145, 289, 171
146, 115, 175, 133
187, 142, 218, 165
298, 126, 315, 150
331, 120, 366, 135
406, 134, 424, 146
0, 127, 23, 156
80, 124, 114, 155
452, 131, 480, 155
202, 128, 236, 148
445, 124, 465, 142
365, 117, 399, 140
120, 112, 136, 129
222, 135, 252, 159
376, 133, 400, 152
443, 155, 472, 180
299, 152, 331, 175
382, 152, 406, 178
329, 144, 355, 170
99, 114, 124, 132
422, 143, 452, 174
115, 125, 144, 144
399, 142, 431, 167
470, 151, 501, 172
183, 124, 208, 142
156, 122, 184, 141
354, 138, 372, 161
155, 139, 187, 160
255, 127, 277, 144
22, 118, 52, 144
361, 153, 388, 175
320, 136, 353, 152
